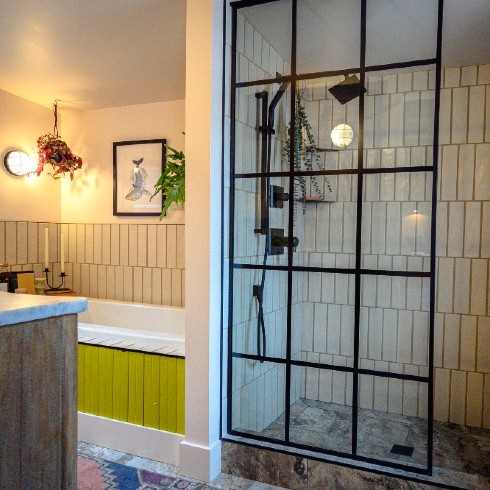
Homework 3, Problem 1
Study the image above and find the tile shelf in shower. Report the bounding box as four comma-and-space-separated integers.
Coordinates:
296, 197, 334, 203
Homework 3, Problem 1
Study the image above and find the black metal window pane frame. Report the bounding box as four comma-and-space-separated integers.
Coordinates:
226, 0, 443, 477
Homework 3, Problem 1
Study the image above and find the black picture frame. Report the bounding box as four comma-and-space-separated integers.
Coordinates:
113, 139, 166, 216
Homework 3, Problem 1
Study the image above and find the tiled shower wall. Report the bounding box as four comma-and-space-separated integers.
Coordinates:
297, 63, 490, 428
0, 221, 185, 307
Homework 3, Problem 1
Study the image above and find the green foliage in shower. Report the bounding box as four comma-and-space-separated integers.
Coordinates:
152, 144, 185, 220
281, 85, 331, 214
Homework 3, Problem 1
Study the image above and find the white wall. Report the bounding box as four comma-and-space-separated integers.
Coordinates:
61, 100, 185, 224
0, 89, 61, 223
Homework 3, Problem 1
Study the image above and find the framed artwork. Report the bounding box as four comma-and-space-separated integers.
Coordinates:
113, 139, 166, 216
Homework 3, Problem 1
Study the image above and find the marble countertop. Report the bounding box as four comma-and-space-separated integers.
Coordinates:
0, 292, 88, 327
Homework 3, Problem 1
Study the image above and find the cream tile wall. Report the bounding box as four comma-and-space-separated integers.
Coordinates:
296, 64, 490, 428
0, 221, 185, 307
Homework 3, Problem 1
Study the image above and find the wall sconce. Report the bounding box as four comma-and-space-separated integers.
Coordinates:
331, 124, 353, 148
3, 150, 37, 176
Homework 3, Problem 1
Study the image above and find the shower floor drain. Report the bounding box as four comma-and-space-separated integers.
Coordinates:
390, 444, 414, 457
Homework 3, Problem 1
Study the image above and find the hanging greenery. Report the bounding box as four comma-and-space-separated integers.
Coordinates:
152, 144, 185, 220
281, 85, 331, 215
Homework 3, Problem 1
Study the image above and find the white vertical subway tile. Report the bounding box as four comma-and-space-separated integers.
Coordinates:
478, 64, 490, 84
437, 258, 454, 313
166, 225, 177, 268
156, 226, 167, 268
443, 314, 460, 369
475, 143, 490, 200
313, 303, 327, 354
434, 313, 444, 367
367, 308, 382, 360
181, 270, 185, 307
85, 224, 94, 264
419, 90, 435, 147
404, 91, 420, 147
76, 224, 85, 264
101, 224, 111, 265
445, 67, 460, 88
397, 310, 412, 364
438, 89, 452, 145
364, 95, 375, 149
326, 304, 341, 355
464, 202, 481, 257
436, 202, 448, 257
447, 202, 464, 256
151, 268, 162, 305
434, 368, 450, 422
5, 222, 17, 265
374, 94, 389, 149
385, 203, 401, 255
458, 144, 475, 201
176, 225, 185, 269
477, 316, 490, 373
123, 266, 133, 302
128, 225, 138, 266
380, 173, 395, 202
89, 264, 98, 298
171, 269, 182, 307
371, 202, 386, 255
440, 145, 458, 201
449, 370, 467, 425
383, 74, 397, 94
114, 266, 124, 301
452, 87, 469, 144
110, 224, 120, 266
71, 263, 81, 296
381, 309, 397, 362
470, 259, 487, 315
27, 222, 37, 264
460, 315, 477, 372
340, 305, 354, 358
16, 222, 27, 265
468, 85, 485, 143
0, 222, 5, 262
486, 86, 490, 142
97, 265, 107, 299
389, 93, 404, 148
461, 65, 477, 86
482, 203, 490, 258
142, 268, 152, 304
413, 71, 428, 91
68, 223, 77, 264
106, 265, 115, 300
466, 373, 484, 427
93, 224, 102, 264
397, 72, 412, 92
412, 312, 428, 367
133, 267, 143, 303
402, 370, 419, 416
137, 225, 147, 267
453, 258, 471, 314
80, 264, 90, 297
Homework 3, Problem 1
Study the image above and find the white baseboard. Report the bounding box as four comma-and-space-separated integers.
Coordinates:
179, 439, 222, 482
78, 412, 184, 467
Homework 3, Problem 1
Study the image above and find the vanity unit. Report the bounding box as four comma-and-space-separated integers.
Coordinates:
0, 292, 87, 489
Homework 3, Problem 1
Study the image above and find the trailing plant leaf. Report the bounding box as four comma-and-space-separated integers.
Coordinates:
152, 144, 185, 220
281, 85, 331, 220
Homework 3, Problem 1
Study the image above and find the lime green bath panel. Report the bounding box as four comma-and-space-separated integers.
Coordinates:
78, 344, 185, 435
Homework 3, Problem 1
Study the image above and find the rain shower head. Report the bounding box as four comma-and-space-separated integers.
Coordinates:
329, 74, 367, 105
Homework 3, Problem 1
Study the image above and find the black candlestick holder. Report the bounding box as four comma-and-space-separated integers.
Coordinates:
44, 268, 70, 292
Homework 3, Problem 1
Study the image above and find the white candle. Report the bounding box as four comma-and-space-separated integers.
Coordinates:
60, 233, 65, 274
44, 226, 49, 269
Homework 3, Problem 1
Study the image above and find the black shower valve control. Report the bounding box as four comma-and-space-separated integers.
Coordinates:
270, 185, 290, 208
268, 228, 300, 255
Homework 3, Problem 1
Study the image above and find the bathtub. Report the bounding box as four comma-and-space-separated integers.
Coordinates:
77, 298, 185, 356
77, 299, 186, 466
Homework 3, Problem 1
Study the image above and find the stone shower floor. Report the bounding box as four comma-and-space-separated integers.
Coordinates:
247, 398, 490, 479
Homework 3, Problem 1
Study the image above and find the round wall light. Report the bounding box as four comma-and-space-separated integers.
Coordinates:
3, 150, 37, 176
331, 124, 354, 148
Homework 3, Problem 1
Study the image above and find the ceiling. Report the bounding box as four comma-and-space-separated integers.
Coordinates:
242, 0, 490, 74
0, 1, 489, 111
0, 0, 186, 110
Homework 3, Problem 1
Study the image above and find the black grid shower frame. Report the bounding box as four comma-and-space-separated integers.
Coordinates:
226, 0, 443, 477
